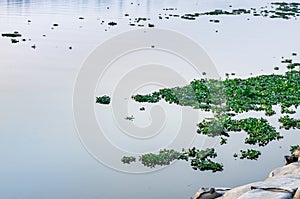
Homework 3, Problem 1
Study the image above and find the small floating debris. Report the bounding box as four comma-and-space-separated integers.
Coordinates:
209, 19, 220, 23
31, 44, 36, 49
69, 46, 72, 50
53, 23, 59, 27
292, 52, 297, 56
274, 66, 279, 70
96, 95, 111, 104
27, 20, 31, 23
108, 21, 117, 26
148, 23, 155, 27
136, 17, 147, 23
11, 38, 19, 43
163, 8, 177, 11
78, 17, 84, 20
181, 15, 196, 20
281, 59, 292, 63
125, 115, 135, 121
124, 13, 129, 17
140, 107, 145, 111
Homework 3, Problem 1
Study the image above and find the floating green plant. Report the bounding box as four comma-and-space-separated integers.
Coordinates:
128, 60, 300, 170
290, 145, 300, 153
125, 115, 135, 121
279, 115, 300, 130
139, 149, 181, 168
176, 2, 300, 22
96, 95, 111, 105
10, 38, 19, 43
136, 148, 223, 172
108, 21, 117, 26
121, 156, 136, 164
239, 149, 261, 160
1, 32, 22, 37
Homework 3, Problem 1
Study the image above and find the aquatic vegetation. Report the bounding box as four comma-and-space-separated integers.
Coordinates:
125, 115, 135, 121
173, 2, 300, 22
1, 32, 22, 37
282, 59, 293, 63
10, 38, 19, 43
181, 15, 196, 20
96, 95, 111, 105
179, 148, 223, 172
209, 19, 220, 23
290, 145, 300, 153
139, 149, 181, 168
132, 91, 160, 103
239, 149, 261, 160
287, 63, 300, 69
138, 148, 223, 172
108, 21, 117, 26
279, 115, 300, 130
121, 156, 136, 164
129, 60, 300, 170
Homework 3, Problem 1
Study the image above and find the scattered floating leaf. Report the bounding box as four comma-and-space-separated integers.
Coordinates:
121, 156, 136, 164
11, 38, 19, 43
96, 95, 111, 104
108, 21, 117, 26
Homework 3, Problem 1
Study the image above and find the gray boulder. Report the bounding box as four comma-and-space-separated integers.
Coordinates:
219, 163, 300, 199
294, 186, 300, 199
269, 162, 300, 178
193, 187, 230, 199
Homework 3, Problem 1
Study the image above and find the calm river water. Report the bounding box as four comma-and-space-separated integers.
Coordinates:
0, 0, 300, 198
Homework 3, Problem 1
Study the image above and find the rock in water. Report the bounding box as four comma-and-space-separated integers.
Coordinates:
219, 163, 300, 199
193, 187, 229, 199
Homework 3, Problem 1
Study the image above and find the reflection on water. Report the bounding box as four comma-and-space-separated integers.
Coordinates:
0, 0, 300, 199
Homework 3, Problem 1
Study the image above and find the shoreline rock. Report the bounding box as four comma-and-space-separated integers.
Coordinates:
193, 162, 300, 199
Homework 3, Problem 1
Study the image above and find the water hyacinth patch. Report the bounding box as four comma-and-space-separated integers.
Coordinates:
96, 95, 111, 105
127, 60, 300, 170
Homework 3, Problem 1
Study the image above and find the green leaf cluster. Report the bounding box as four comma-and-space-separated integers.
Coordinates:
121, 156, 136, 164
96, 95, 111, 105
